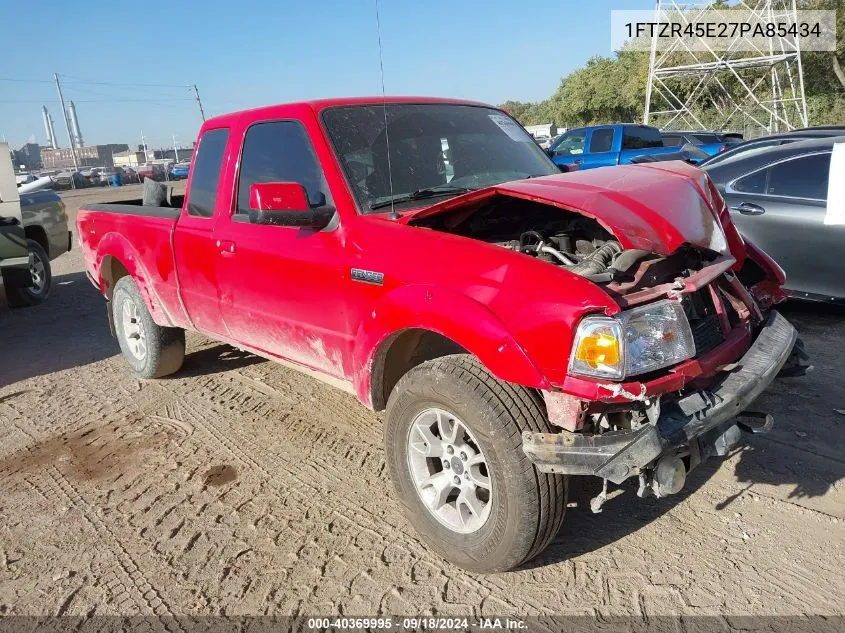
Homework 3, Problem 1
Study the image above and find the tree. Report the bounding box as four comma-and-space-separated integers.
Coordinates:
501, 2, 844, 130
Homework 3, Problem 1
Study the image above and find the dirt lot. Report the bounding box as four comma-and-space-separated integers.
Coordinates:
0, 185, 844, 618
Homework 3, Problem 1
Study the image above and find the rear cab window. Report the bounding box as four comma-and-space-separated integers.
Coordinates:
691, 134, 721, 144
186, 128, 229, 217
662, 134, 682, 147
622, 126, 663, 150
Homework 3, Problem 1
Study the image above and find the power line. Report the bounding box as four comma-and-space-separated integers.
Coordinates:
0, 98, 56, 103
58, 73, 191, 89
0, 77, 53, 83
0, 76, 191, 90
0, 98, 195, 103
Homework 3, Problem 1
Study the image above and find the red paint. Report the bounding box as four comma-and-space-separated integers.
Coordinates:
250, 182, 309, 211
77, 97, 787, 412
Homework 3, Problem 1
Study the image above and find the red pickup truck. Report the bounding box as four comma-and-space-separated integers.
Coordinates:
78, 97, 803, 572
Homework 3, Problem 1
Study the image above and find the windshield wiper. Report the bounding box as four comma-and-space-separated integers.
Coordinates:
369, 185, 475, 210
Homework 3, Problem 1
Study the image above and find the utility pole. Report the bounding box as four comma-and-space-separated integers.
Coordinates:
192, 84, 206, 122
172, 135, 180, 162
54, 73, 79, 189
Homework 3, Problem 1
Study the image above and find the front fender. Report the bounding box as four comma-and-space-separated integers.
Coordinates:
95, 232, 173, 327
351, 284, 550, 407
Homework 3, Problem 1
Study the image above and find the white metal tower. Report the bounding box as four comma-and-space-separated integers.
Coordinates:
644, 0, 809, 134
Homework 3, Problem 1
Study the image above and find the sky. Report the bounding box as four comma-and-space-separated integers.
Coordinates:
0, 0, 653, 151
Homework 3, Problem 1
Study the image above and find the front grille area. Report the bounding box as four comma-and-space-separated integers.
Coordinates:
683, 288, 726, 357
690, 314, 724, 356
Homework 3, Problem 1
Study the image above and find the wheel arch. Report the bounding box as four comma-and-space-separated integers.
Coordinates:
353, 285, 550, 410
96, 234, 173, 328
23, 225, 49, 253
369, 328, 468, 411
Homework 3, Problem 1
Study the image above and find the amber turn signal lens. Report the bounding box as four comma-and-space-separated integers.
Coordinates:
575, 333, 620, 369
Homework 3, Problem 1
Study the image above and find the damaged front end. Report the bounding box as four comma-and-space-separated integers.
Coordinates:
521, 240, 802, 500
409, 164, 806, 507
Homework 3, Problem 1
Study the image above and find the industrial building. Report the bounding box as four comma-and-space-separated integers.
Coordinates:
41, 144, 129, 169
12, 143, 43, 171
35, 101, 190, 170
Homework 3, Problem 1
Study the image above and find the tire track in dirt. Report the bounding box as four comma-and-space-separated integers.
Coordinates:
34, 466, 178, 619
133, 379, 504, 613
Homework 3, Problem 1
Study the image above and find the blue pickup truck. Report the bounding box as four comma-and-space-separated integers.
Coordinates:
548, 124, 679, 171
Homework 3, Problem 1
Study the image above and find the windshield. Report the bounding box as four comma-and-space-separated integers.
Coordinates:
321, 103, 560, 213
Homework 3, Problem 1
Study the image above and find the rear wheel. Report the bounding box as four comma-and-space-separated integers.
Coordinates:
2, 240, 51, 308
384, 354, 566, 573
113, 276, 185, 378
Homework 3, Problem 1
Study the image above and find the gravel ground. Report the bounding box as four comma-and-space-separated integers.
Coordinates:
0, 185, 843, 618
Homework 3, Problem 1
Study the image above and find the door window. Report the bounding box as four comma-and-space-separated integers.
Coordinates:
734, 169, 767, 194
589, 128, 614, 153
186, 128, 229, 218
236, 121, 333, 215
732, 152, 831, 200
552, 129, 586, 156
765, 153, 831, 200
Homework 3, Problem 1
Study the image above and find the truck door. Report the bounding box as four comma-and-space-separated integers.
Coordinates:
549, 129, 586, 170
212, 119, 352, 379
173, 127, 231, 338
583, 127, 617, 169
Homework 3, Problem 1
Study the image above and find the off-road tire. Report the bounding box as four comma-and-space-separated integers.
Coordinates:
2, 240, 51, 308
113, 276, 185, 379
384, 354, 566, 573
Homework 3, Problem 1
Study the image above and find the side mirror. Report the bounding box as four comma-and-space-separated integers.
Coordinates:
248, 182, 334, 229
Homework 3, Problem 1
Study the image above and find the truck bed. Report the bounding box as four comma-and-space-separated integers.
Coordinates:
77, 198, 188, 328
85, 193, 185, 217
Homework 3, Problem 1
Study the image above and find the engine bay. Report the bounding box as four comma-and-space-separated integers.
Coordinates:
413, 195, 716, 286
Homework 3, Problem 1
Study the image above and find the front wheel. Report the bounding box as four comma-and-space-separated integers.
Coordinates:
384, 354, 566, 573
112, 276, 185, 379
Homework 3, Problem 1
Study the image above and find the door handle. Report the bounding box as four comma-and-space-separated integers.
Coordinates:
573, 159, 583, 165
216, 239, 236, 255
730, 202, 765, 216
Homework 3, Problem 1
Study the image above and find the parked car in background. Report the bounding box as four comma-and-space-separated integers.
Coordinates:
661, 130, 742, 156
15, 173, 38, 186
700, 126, 845, 167
52, 171, 88, 190
136, 164, 166, 181
13, 189, 72, 304
1, 150, 71, 306
703, 136, 845, 302
168, 162, 191, 179
119, 167, 141, 184
547, 124, 679, 170
629, 142, 710, 165
78, 96, 799, 572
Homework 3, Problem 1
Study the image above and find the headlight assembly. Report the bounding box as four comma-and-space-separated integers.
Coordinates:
570, 300, 695, 380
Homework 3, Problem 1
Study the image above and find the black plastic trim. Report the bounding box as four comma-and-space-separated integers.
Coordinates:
85, 203, 180, 220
